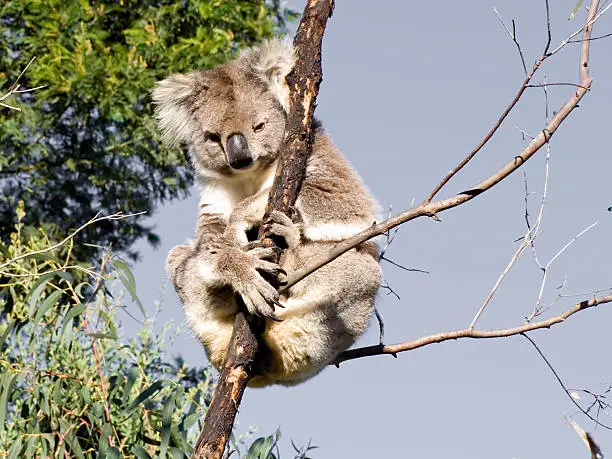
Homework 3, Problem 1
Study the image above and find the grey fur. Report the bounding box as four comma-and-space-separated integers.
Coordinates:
154, 39, 381, 386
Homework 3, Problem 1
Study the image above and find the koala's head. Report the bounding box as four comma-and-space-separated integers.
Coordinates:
153, 39, 295, 178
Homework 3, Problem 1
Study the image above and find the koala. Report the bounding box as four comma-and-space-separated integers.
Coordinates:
153, 39, 381, 386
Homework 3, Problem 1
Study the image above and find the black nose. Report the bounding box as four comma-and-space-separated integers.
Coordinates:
226, 133, 252, 169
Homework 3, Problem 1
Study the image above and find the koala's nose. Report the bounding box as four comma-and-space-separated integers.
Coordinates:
226, 133, 253, 169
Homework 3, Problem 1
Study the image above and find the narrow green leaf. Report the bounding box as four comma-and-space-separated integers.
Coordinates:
60, 302, 86, 339
569, 0, 584, 21
132, 446, 152, 459
111, 259, 145, 316
63, 430, 85, 459
125, 380, 165, 412
86, 332, 118, 340
122, 367, 140, 406
98, 423, 114, 458
32, 289, 63, 326
26, 272, 56, 309
0, 372, 18, 432
7, 435, 22, 458
54, 270, 74, 285
160, 392, 174, 458
0, 320, 15, 346
247, 437, 266, 458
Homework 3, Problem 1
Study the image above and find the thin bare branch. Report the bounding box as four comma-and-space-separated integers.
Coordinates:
0, 57, 47, 111
523, 333, 612, 431
468, 238, 531, 330
422, 0, 608, 204
380, 256, 429, 274
0, 211, 145, 270
528, 221, 598, 320
527, 82, 591, 89
281, 0, 601, 294
548, 2, 612, 57
493, 8, 528, 75
334, 294, 612, 365
374, 308, 385, 345
569, 31, 612, 42
543, 0, 552, 56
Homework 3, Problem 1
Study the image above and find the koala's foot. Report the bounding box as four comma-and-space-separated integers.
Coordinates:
216, 246, 285, 319
166, 242, 196, 281
265, 210, 302, 248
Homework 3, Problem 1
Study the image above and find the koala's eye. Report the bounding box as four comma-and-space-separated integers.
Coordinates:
253, 121, 266, 133
205, 132, 221, 143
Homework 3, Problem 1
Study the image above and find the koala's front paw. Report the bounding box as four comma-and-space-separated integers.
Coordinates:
217, 246, 286, 320
265, 210, 302, 248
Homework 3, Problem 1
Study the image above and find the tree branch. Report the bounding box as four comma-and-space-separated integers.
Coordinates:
334, 294, 612, 365
281, 0, 601, 295
191, 1, 334, 457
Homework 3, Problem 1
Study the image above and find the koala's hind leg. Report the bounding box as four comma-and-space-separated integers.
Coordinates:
260, 243, 380, 383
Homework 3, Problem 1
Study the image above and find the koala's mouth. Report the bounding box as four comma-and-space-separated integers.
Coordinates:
228, 156, 253, 170
226, 133, 253, 170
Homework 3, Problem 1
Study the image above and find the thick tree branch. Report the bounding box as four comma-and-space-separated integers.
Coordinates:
281, 0, 600, 295
334, 294, 612, 365
191, 1, 334, 457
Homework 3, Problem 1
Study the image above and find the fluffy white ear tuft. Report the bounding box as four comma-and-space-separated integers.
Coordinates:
245, 39, 295, 112
152, 73, 198, 146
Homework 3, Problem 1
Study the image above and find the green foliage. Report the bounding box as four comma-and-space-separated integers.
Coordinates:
0, 208, 315, 457
0, 210, 217, 457
0, 0, 297, 260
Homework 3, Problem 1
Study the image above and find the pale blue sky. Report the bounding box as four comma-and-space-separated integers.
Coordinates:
128, 1, 612, 457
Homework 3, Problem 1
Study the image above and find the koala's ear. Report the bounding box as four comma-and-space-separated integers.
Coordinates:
246, 39, 295, 112
152, 73, 201, 146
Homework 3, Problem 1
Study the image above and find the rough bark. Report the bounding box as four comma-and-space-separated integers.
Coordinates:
191, 1, 335, 457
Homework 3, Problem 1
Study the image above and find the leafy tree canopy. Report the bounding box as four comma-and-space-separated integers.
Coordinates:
0, 0, 296, 260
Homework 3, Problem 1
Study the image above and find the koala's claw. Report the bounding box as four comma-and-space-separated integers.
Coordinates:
243, 240, 266, 251
239, 275, 280, 315
268, 313, 283, 322
271, 298, 286, 309
265, 210, 302, 248
288, 205, 304, 224
246, 245, 281, 261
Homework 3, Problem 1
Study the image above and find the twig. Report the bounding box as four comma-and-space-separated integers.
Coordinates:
281, 0, 602, 294
0, 211, 145, 270
527, 82, 591, 89
468, 237, 531, 330
528, 221, 598, 320
568, 31, 612, 42
334, 293, 612, 365
547, 2, 612, 57
0, 57, 47, 111
380, 256, 429, 274
493, 8, 528, 75
422, 0, 600, 204
374, 308, 385, 345
522, 333, 612, 430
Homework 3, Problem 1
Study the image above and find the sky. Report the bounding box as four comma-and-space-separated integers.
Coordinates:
127, 1, 612, 457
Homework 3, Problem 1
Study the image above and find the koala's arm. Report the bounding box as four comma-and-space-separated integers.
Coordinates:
167, 188, 285, 320
224, 130, 381, 318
